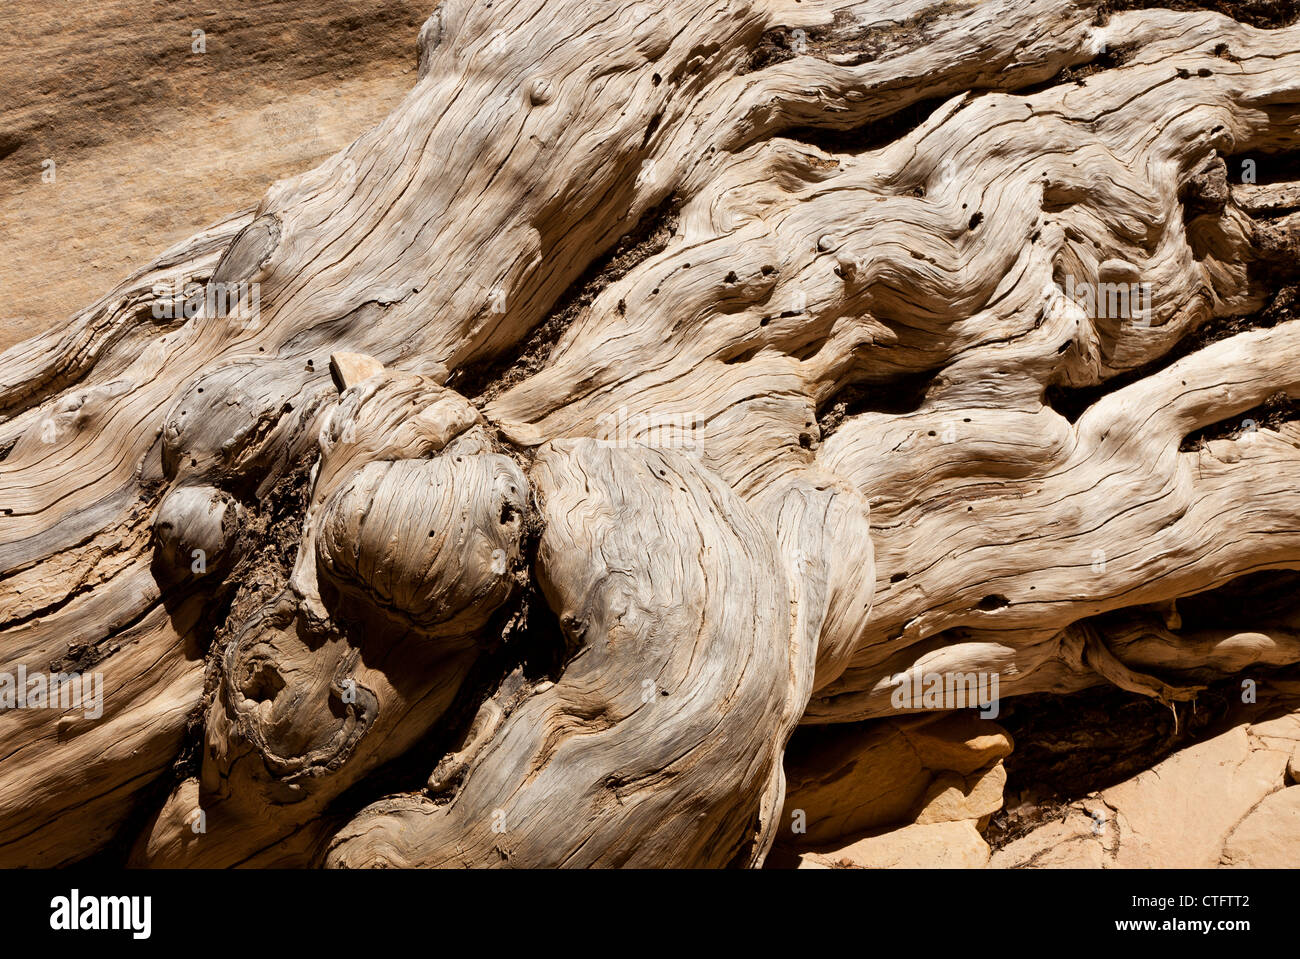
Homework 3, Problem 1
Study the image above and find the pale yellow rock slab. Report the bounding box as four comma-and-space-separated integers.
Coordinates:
1105, 727, 1290, 868
801, 820, 990, 869
991, 719, 1298, 869
1220, 787, 1300, 868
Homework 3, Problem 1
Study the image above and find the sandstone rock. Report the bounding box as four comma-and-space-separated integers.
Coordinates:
992, 713, 1300, 868
0, 0, 427, 350
780, 712, 1011, 846
915, 763, 1007, 827
1103, 726, 1289, 868
799, 821, 991, 869
1220, 787, 1300, 868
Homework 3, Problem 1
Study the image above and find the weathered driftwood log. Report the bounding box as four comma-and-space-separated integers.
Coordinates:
1, 0, 1299, 866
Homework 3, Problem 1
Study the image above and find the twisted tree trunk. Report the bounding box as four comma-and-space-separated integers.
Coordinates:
1, 0, 1298, 867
